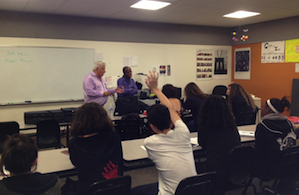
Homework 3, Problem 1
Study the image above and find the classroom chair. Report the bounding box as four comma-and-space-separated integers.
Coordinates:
236, 110, 257, 126
85, 175, 131, 195
0, 121, 19, 153
37, 119, 64, 149
115, 96, 140, 116
212, 85, 227, 97
115, 113, 143, 140
218, 144, 257, 195
258, 145, 299, 194
175, 172, 217, 195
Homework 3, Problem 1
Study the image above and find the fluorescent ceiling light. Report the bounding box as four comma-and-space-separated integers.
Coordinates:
223, 10, 260, 19
130, 0, 171, 10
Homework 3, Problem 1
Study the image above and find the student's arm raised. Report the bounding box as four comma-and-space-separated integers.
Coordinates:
145, 71, 181, 124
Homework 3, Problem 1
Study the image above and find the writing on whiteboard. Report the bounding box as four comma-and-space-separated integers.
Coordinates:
5, 50, 33, 63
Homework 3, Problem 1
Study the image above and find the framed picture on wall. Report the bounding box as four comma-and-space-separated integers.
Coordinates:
234, 47, 251, 80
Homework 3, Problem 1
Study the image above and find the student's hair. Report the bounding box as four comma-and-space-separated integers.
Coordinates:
0, 134, 38, 176
162, 84, 177, 98
147, 104, 171, 131
93, 61, 105, 71
184, 82, 207, 99
266, 96, 290, 113
227, 83, 255, 110
71, 102, 114, 136
198, 95, 235, 130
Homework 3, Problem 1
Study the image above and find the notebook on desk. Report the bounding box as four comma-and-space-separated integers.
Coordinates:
238, 130, 255, 137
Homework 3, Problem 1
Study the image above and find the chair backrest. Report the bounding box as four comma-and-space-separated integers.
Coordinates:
0, 121, 19, 153
236, 110, 257, 126
116, 114, 142, 140
212, 85, 227, 96
116, 96, 140, 116
86, 175, 131, 195
175, 172, 217, 195
228, 144, 255, 185
37, 119, 61, 149
273, 145, 299, 188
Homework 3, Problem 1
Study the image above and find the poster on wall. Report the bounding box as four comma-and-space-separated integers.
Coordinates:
213, 49, 228, 79
261, 41, 285, 63
123, 56, 138, 67
234, 47, 251, 80
196, 49, 213, 80
285, 39, 299, 62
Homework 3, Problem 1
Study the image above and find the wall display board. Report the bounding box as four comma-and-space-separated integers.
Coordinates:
234, 47, 251, 80
261, 41, 285, 63
196, 49, 213, 80
285, 39, 299, 62
0, 46, 94, 104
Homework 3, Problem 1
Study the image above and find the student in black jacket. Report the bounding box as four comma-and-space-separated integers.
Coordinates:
68, 102, 123, 195
254, 96, 297, 181
0, 134, 61, 195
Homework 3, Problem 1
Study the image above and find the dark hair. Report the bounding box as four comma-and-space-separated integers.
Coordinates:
123, 66, 130, 74
198, 95, 235, 129
227, 83, 255, 110
147, 104, 171, 131
71, 102, 114, 136
162, 84, 177, 98
0, 134, 38, 176
184, 82, 207, 99
267, 96, 290, 113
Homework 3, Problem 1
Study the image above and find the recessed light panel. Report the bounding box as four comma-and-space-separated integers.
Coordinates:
224, 10, 260, 19
130, 0, 171, 11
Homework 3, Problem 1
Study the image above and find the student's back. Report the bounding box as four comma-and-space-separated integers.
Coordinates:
0, 134, 61, 195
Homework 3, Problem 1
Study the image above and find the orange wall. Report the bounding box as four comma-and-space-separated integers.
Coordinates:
232, 43, 299, 116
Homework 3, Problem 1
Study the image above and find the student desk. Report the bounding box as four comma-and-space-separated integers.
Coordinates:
122, 124, 256, 170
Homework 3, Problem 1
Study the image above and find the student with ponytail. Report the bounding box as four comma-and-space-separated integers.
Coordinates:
254, 96, 297, 181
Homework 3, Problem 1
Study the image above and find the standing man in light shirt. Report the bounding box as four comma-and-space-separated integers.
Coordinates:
83, 61, 124, 106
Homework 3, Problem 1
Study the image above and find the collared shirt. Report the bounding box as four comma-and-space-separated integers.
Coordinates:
83, 72, 115, 105
117, 77, 138, 97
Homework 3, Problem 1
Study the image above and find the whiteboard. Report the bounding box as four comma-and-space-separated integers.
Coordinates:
0, 47, 94, 104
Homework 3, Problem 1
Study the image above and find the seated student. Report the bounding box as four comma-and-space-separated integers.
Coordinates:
226, 83, 256, 122
162, 84, 182, 116
182, 82, 207, 131
0, 134, 61, 194
132, 71, 197, 195
254, 97, 297, 181
197, 95, 241, 191
68, 102, 123, 195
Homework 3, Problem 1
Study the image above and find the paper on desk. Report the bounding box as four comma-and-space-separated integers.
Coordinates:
238, 131, 255, 137
140, 146, 147, 151
190, 137, 199, 147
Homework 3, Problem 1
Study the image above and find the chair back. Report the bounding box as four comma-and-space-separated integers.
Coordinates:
37, 119, 61, 149
0, 121, 19, 153
236, 110, 257, 126
86, 175, 131, 195
229, 144, 255, 185
116, 96, 140, 116
212, 85, 227, 96
175, 172, 217, 195
115, 114, 142, 140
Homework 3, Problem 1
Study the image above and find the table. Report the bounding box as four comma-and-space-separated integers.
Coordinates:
122, 124, 256, 161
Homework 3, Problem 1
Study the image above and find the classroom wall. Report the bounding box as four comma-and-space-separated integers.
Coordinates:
232, 16, 299, 45
0, 11, 231, 45
0, 37, 232, 123
231, 43, 299, 116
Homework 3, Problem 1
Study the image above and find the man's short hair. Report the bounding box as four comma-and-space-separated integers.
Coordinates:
147, 104, 171, 131
123, 66, 130, 74
93, 61, 105, 71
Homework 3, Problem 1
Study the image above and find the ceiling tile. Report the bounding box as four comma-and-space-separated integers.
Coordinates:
24, 0, 68, 13
55, 1, 99, 15
83, 4, 126, 17
0, 0, 29, 11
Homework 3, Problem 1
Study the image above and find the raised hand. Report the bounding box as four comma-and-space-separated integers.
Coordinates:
145, 71, 159, 90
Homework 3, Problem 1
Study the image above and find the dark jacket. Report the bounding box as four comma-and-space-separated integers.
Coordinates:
183, 96, 206, 121
68, 130, 123, 195
231, 95, 254, 120
254, 113, 297, 181
198, 124, 241, 189
0, 173, 60, 195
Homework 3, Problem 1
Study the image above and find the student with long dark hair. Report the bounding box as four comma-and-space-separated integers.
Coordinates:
226, 83, 256, 121
183, 82, 207, 131
197, 95, 241, 191
254, 96, 296, 181
0, 134, 61, 194
68, 102, 123, 195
